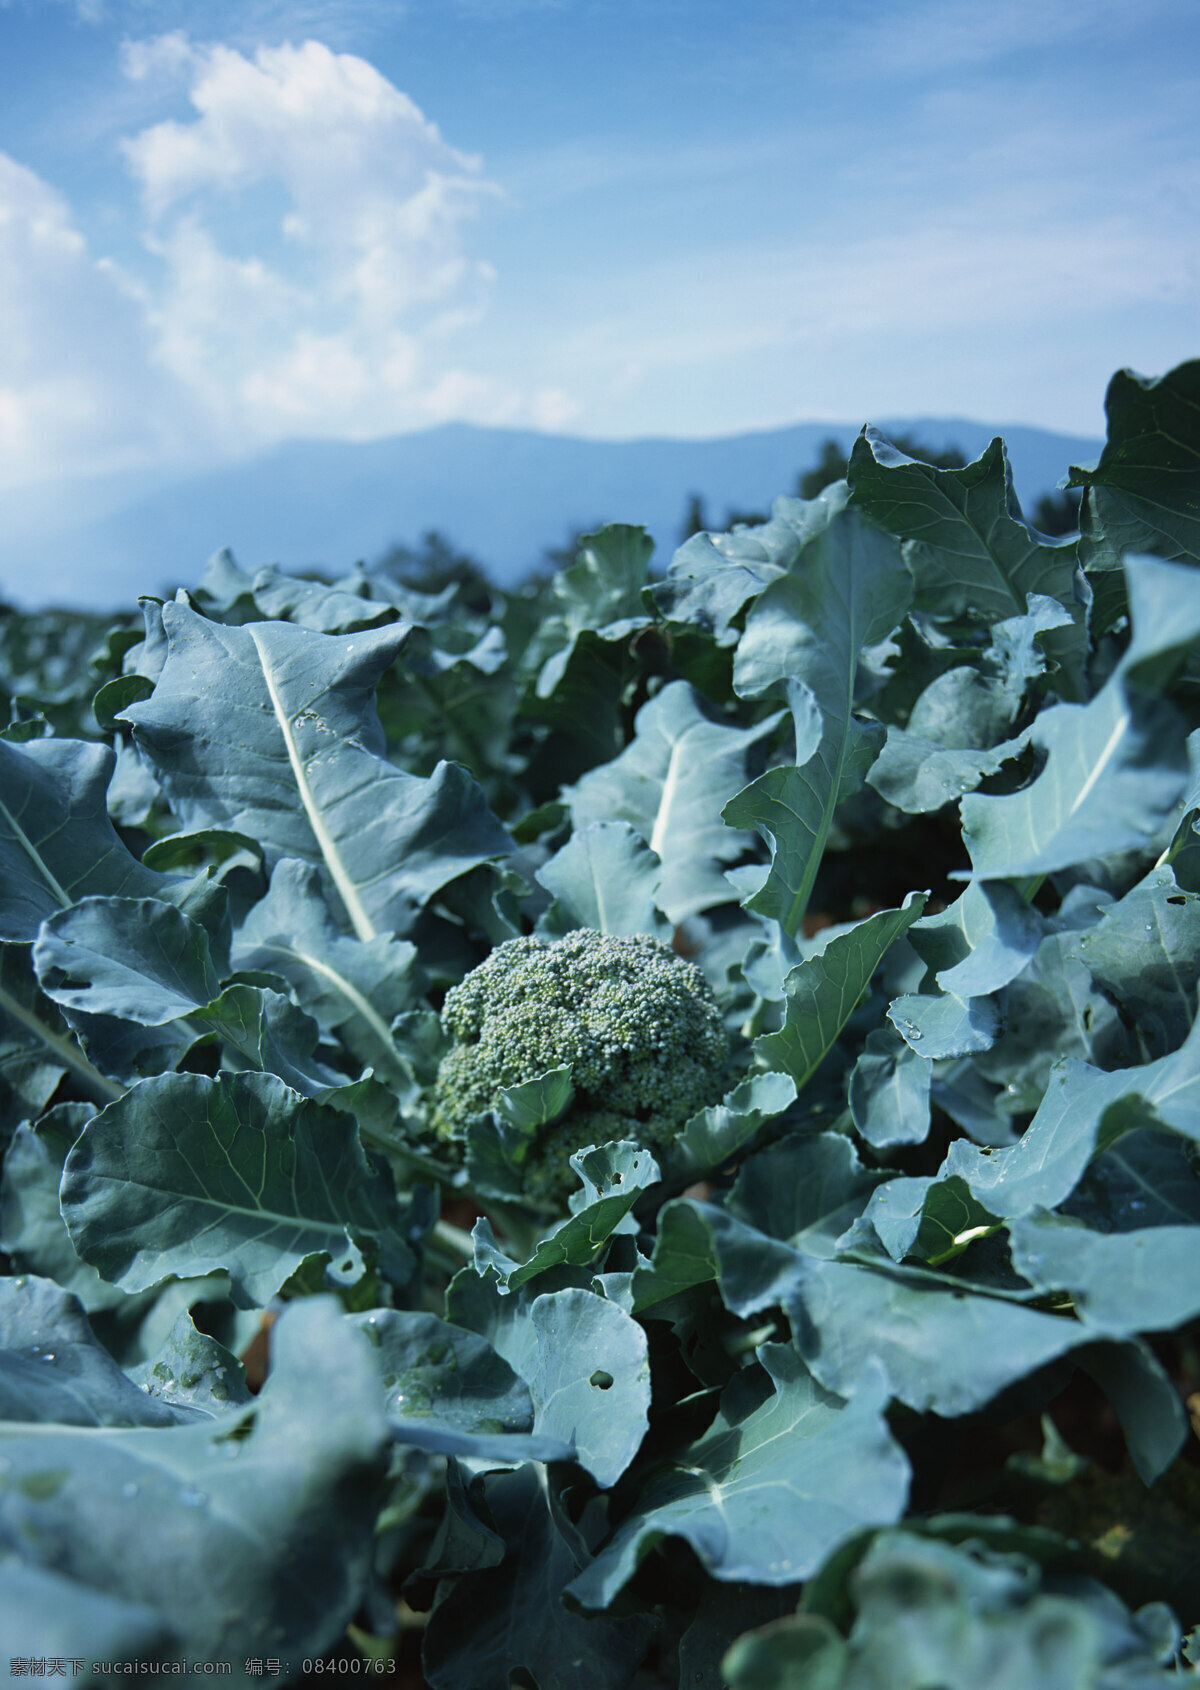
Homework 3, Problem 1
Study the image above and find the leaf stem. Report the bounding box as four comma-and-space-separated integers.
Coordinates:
0, 979, 123, 1106
430, 1218, 475, 1262
926, 1221, 1004, 1268
723, 1320, 778, 1357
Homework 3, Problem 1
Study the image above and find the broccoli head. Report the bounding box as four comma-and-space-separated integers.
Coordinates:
431, 929, 728, 1193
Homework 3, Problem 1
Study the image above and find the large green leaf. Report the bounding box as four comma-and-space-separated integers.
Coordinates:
0, 943, 122, 1110
858, 1173, 999, 1268
565, 681, 781, 923
120, 605, 510, 940
961, 554, 1200, 880
1009, 1209, 1200, 1338
651, 485, 848, 643
971, 923, 1129, 1119
1070, 359, 1200, 574
0, 1295, 390, 1667
470, 1144, 661, 1292
232, 857, 423, 1084
33, 896, 219, 1027
536, 820, 671, 938
0, 738, 163, 943
755, 895, 926, 1087
0, 1275, 189, 1429
568, 1347, 909, 1605
909, 879, 1042, 998
0, 1564, 176, 1667
668, 1070, 798, 1181
887, 879, 1035, 1061
347, 1307, 533, 1435
1062, 1129, 1200, 1233
848, 431, 1080, 626
630, 1190, 862, 1320
866, 723, 1029, 816
191, 981, 343, 1097
125, 1310, 251, 1419
447, 1275, 650, 1489
60, 1070, 410, 1309
724, 1134, 890, 1259
249, 563, 400, 633
943, 1013, 1200, 1219
422, 1464, 657, 1690
531, 524, 654, 697
725, 1530, 1181, 1690
848, 1028, 933, 1147
960, 681, 1185, 881
780, 1256, 1131, 1422
723, 507, 909, 931
0, 1105, 125, 1312
1076, 865, 1200, 1062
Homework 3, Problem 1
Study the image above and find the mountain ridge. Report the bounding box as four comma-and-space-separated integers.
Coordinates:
0, 415, 1103, 611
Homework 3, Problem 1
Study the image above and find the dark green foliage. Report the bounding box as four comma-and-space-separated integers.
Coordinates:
2, 360, 1200, 1686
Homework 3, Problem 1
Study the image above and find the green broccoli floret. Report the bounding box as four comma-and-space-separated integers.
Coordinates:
431, 929, 728, 1197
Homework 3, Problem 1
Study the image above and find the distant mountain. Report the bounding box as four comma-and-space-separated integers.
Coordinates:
0, 416, 1103, 612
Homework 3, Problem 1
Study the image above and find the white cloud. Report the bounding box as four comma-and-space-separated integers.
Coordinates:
819, 0, 1168, 83
0, 152, 200, 488
529, 386, 580, 430
0, 35, 586, 489
120, 30, 196, 83
111, 35, 542, 443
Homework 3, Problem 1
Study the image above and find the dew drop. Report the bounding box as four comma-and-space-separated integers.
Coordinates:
179, 1487, 208, 1508
0, 1456, 13, 1475
120, 1481, 139, 1499
40, 1353, 56, 1364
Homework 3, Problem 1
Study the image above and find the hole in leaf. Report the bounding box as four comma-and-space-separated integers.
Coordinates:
1168, 895, 1188, 906
589, 1369, 614, 1390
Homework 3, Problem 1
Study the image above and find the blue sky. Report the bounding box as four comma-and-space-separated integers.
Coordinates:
0, 0, 1196, 493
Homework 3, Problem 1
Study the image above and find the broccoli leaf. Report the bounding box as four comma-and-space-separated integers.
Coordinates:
60, 1071, 411, 1309
568, 1348, 909, 1605
232, 858, 423, 1082
448, 1277, 650, 1488
0, 1295, 390, 1666
423, 1464, 658, 1690
755, 895, 927, 1087
848, 431, 1080, 626
1070, 360, 1200, 573
33, 896, 220, 1026
0, 738, 165, 943
565, 681, 782, 923
120, 605, 510, 940
723, 507, 909, 932
536, 820, 671, 938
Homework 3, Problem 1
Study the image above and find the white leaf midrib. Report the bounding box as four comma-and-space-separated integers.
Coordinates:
248, 630, 378, 943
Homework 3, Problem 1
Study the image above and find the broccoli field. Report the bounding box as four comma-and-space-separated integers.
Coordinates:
3, 358, 1200, 1687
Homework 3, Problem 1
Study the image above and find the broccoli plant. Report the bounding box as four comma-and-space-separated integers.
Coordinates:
3, 361, 1200, 1687
431, 928, 729, 1201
